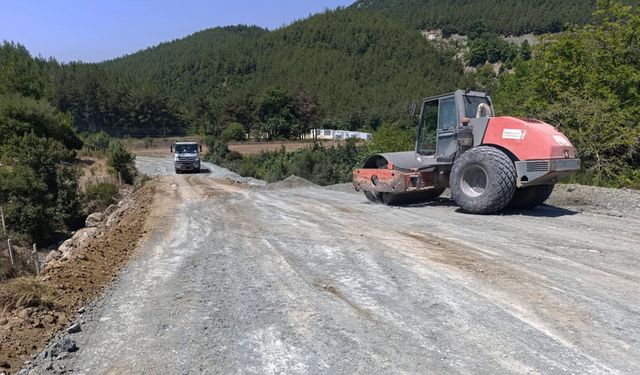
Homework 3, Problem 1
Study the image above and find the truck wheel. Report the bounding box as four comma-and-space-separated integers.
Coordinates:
363, 190, 382, 203
508, 184, 555, 209
450, 146, 516, 214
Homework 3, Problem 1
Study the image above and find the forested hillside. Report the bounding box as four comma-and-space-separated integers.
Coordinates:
90, 0, 608, 139
4, 0, 635, 186
101, 10, 467, 131
48, 62, 186, 137
54, 0, 607, 140
353, 0, 597, 35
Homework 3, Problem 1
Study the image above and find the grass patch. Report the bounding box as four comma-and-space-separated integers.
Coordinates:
84, 182, 119, 212
0, 277, 59, 310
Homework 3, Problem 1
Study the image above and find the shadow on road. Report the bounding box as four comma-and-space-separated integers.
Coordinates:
362, 197, 578, 218
501, 205, 578, 218
177, 168, 211, 174
453, 204, 578, 218
360, 197, 457, 209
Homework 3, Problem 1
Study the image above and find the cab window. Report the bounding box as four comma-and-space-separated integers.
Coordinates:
417, 100, 438, 155
438, 97, 458, 130
463, 95, 492, 118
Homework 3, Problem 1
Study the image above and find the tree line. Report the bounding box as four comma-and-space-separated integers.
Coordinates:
353, 0, 599, 36
0, 42, 84, 242
48, 62, 186, 137
42, 1, 609, 142
99, 10, 469, 135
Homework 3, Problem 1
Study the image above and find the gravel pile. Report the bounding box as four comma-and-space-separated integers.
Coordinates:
264, 175, 317, 190
547, 183, 640, 218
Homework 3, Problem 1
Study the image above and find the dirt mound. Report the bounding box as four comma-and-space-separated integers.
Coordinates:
547, 183, 640, 218
0, 182, 156, 373
266, 175, 317, 190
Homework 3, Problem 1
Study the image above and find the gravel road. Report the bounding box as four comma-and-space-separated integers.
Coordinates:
61, 156, 640, 374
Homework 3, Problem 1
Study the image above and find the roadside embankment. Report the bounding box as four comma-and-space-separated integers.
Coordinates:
0, 181, 155, 373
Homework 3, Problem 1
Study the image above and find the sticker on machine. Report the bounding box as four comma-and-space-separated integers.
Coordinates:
553, 135, 572, 146
502, 129, 526, 140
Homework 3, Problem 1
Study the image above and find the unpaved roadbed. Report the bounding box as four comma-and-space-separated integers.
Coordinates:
24, 157, 640, 374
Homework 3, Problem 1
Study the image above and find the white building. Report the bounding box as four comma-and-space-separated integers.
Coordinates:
307, 129, 372, 141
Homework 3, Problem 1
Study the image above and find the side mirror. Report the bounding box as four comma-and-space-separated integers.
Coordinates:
199, 145, 203, 153
170, 145, 174, 152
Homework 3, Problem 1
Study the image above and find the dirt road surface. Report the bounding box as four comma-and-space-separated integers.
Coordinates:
60, 156, 639, 374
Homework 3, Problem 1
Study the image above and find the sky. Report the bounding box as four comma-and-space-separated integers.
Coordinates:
0, 0, 354, 63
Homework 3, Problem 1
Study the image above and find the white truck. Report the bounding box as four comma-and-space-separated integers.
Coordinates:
171, 142, 202, 173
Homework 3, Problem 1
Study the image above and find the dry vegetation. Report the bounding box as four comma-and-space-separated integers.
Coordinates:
0, 278, 58, 311
127, 136, 345, 158
228, 140, 344, 155
77, 157, 114, 191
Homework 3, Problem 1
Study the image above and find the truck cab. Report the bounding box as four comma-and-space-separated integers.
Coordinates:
171, 142, 202, 174
416, 90, 493, 163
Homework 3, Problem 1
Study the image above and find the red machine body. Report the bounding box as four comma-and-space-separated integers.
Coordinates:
352, 90, 581, 212
482, 116, 576, 161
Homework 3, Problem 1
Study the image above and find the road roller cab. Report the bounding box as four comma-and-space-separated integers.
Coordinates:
353, 90, 581, 213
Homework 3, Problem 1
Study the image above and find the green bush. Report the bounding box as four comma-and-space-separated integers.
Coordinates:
202, 135, 239, 165
221, 122, 246, 142
221, 139, 367, 185
85, 182, 118, 205
467, 33, 519, 67
0, 133, 83, 241
227, 156, 259, 177
367, 121, 416, 154
107, 141, 135, 184
207, 118, 418, 186
0, 94, 83, 151
80, 131, 112, 156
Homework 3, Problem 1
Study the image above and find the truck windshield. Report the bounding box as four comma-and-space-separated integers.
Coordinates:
463, 95, 492, 118
175, 144, 198, 153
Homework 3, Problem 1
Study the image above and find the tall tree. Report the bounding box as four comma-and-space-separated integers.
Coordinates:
495, 0, 640, 186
